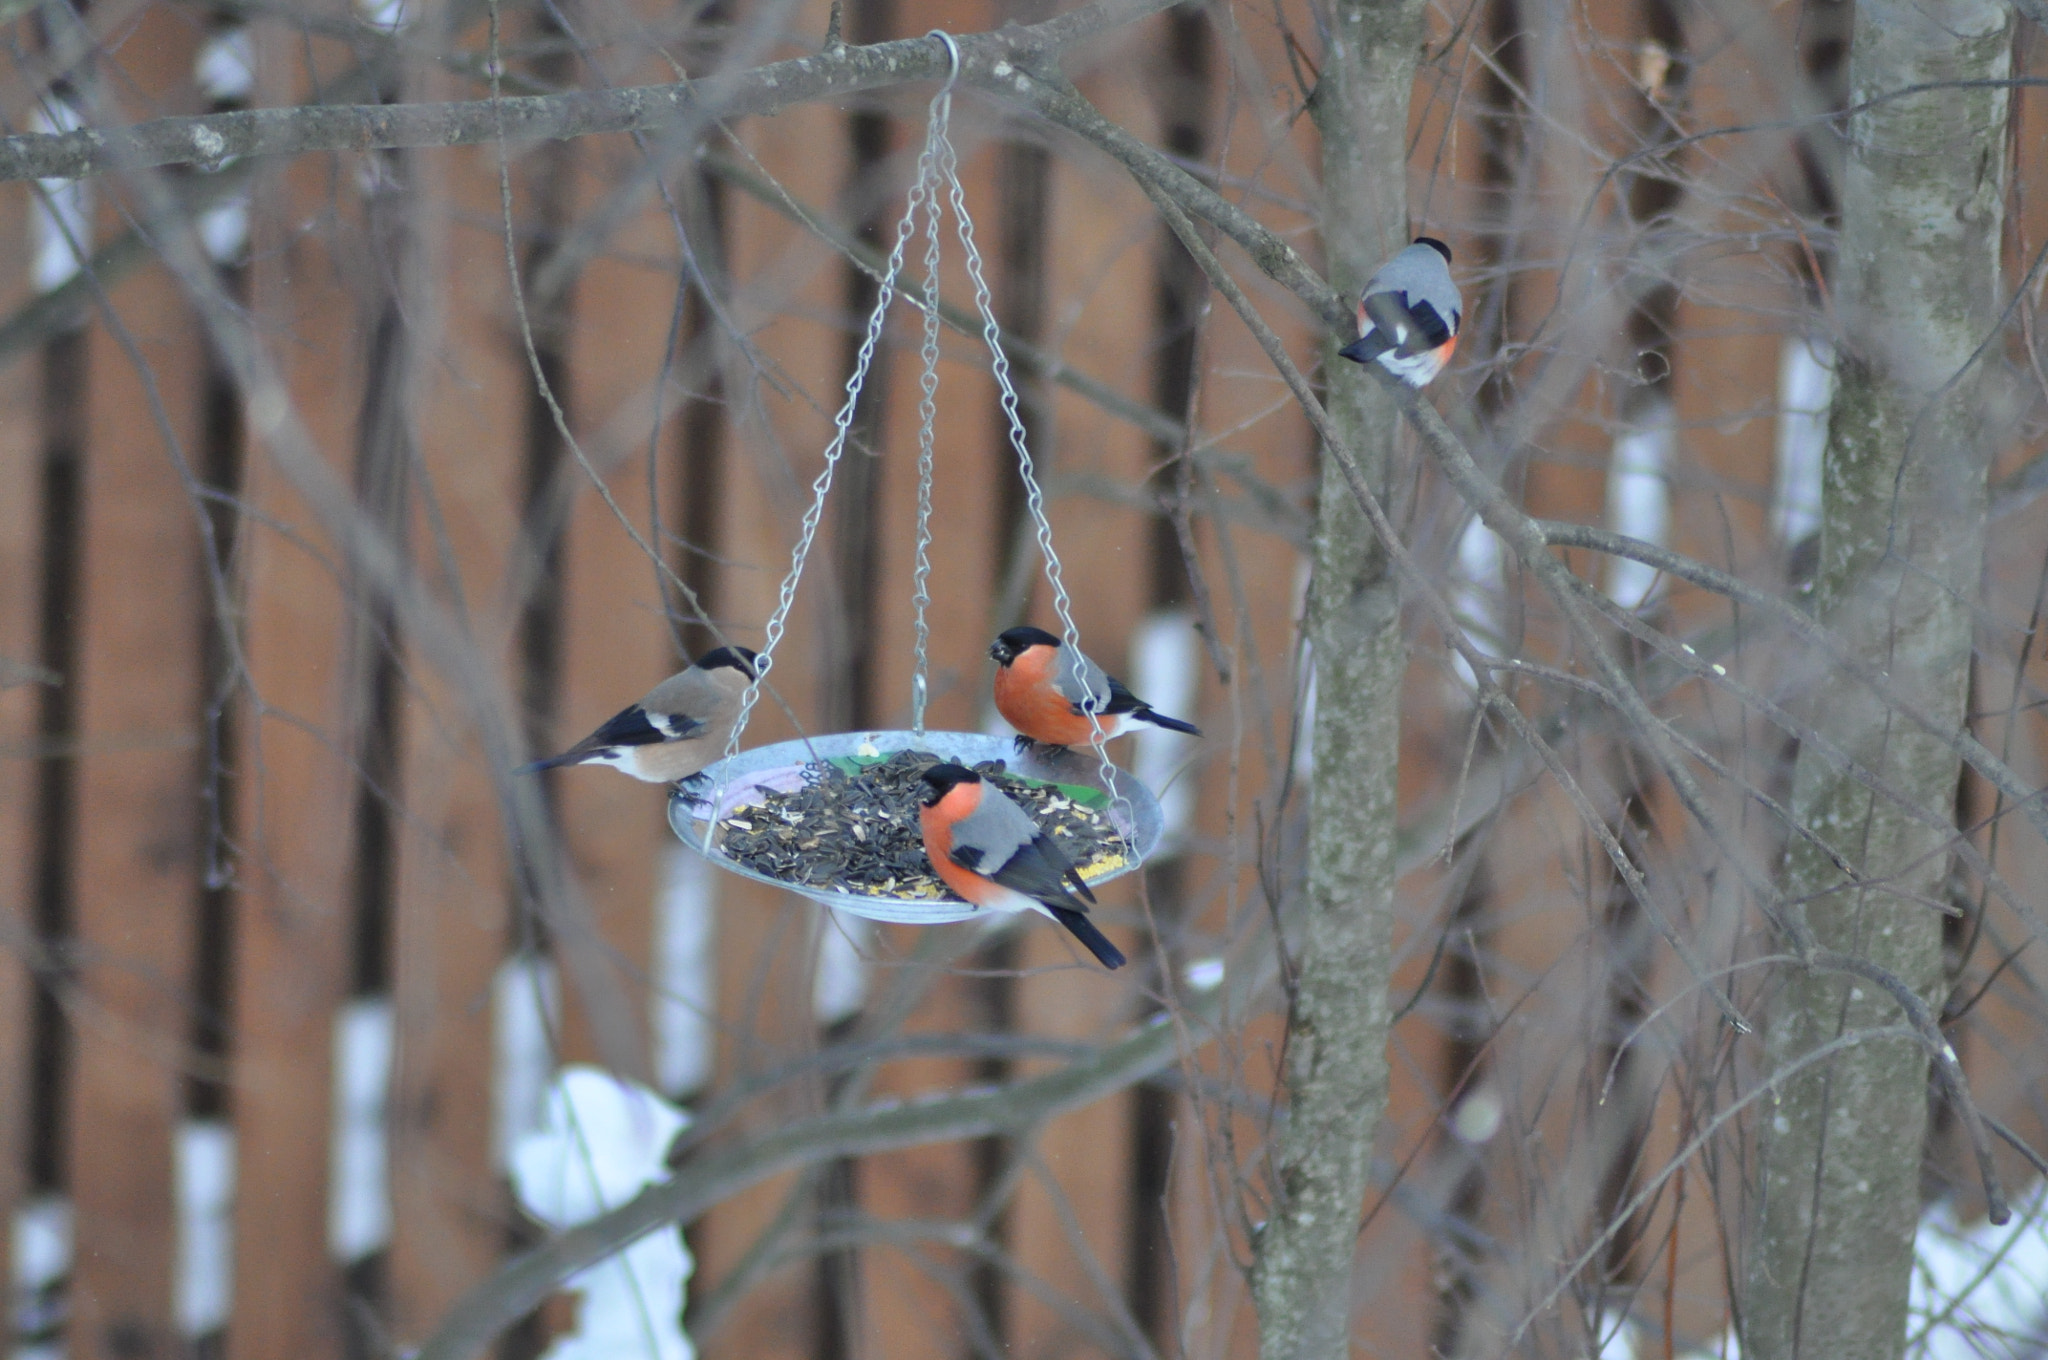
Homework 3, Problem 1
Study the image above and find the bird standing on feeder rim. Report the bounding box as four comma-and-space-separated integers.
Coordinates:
1337, 236, 1461, 388
518, 646, 760, 784
917, 764, 1126, 970
989, 626, 1201, 751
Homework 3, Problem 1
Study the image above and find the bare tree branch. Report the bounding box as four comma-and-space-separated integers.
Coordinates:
0, 0, 1174, 182
414, 1007, 1201, 1360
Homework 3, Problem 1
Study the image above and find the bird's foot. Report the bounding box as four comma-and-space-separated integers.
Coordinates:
671, 771, 716, 809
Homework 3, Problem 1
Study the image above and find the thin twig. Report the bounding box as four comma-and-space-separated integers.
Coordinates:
412, 1012, 1189, 1360
0, 0, 1185, 181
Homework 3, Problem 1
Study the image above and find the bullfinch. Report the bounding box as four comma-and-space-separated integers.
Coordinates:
989, 626, 1201, 750
1337, 236, 1461, 388
519, 645, 759, 784
917, 763, 1126, 969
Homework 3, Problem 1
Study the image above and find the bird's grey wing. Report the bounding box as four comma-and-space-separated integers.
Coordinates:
1367, 246, 1462, 347
1361, 290, 1418, 349
947, 789, 1039, 875
949, 787, 1097, 908
1053, 647, 1117, 715
1362, 289, 1454, 357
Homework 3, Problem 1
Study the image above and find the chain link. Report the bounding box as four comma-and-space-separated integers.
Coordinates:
932, 119, 1131, 840
711, 31, 1132, 856
909, 90, 945, 738
706, 87, 949, 841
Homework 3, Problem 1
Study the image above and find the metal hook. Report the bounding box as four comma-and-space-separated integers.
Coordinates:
927, 28, 961, 96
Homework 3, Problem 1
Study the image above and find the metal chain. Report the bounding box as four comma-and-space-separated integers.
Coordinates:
932, 120, 1131, 839
909, 39, 954, 738
933, 132, 1082, 663
710, 32, 1132, 857
708, 99, 944, 839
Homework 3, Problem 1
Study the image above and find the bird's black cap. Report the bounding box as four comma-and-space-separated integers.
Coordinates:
697, 645, 760, 678
919, 762, 981, 804
990, 626, 1061, 665
1414, 236, 1452, 263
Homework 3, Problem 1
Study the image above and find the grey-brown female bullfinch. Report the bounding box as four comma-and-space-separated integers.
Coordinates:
1337, 236, 1461, 388
917, 764, 1126, 970
518, 646, 759, 784
989, 626, 1200, 750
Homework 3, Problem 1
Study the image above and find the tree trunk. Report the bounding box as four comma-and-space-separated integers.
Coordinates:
1740, 0, 2011, 1351
1249, 3, 1424, 1356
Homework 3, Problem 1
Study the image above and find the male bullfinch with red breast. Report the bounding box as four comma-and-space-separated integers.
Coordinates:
518, 645, 759, 784
917, 763, 1126, 969
989, 626, 1200, 751
1338, 236, 1461, 388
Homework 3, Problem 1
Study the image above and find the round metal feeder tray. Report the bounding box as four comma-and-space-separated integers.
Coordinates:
668, 729, 1163, 924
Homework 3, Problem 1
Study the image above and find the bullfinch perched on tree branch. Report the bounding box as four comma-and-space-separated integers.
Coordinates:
518, 645, 759, 784
1337, 236, 1461, 388
989, 626, 1200, 751
917, 763, 1126, 970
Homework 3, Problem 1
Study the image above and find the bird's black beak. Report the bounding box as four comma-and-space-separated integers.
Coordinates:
1336, 337, 1374, 365
988, 642, 1010, 664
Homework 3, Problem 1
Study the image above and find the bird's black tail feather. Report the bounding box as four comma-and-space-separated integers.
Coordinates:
1047, 906, 1127, 970
1137, 707, 1201, 737
1338, 331, 1392, 365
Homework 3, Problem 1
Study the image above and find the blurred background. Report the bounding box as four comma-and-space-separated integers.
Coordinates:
0, 0, 2045, 1355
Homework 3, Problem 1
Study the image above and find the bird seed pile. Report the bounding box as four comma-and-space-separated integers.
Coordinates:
714, 749, 1128, 900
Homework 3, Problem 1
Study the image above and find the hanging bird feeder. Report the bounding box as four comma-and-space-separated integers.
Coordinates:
669, 32, 1166, 923
669, 732, 1162, 922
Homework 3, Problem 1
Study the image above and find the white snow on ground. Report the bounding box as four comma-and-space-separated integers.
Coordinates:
30, 103, 90, 296
174, 1120, 234, 1337
329, 996, 395, 1263
1906, 1186, 2048, 1358
494, 953, 561, 1169
1772, 337, 1834, 549
1655, 1183, 2048, 1358
194, 28, 253, 103
510, 1066, 695, 1360
1130, 611, 1201, 852
653, 847, 720, 1100
813, 910, 873, 1029
1604, 410, 1675, 611
1451, 515, 1508, 691
11, 1195, 69, 1360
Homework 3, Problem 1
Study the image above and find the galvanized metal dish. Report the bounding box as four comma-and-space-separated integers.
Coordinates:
668, 730, 1163, 924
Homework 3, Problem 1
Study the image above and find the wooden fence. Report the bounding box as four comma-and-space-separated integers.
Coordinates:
2, 0, 2047, 1357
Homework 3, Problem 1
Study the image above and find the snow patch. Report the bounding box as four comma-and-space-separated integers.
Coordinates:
510, 1067, 695, 1360
329, 996, 395, 1263
175, 1120, 234, 1336
653, 848, 719, 1099
1605, 410, 1675, 610
813, 910, 873, 1028
1130, 610, 1200, 850
1773, 336, 1834, 549
194, 28, 254, 103
494, 954, 561, 1169
31, 102, 91, 295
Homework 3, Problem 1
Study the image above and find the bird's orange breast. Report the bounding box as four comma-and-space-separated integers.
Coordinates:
920, 788, 1000, 907
994, 646, 1099, 746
